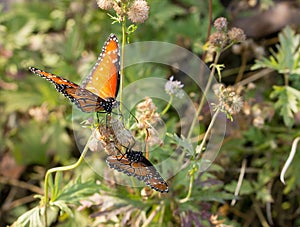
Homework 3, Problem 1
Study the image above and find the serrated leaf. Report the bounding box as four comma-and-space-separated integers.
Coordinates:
11, 205, 59, 227
55, 178, 100, 205
270, 85, 300, 127
252, 26, 300, 77
224, 179, 255, 195
167, 133, 194, 155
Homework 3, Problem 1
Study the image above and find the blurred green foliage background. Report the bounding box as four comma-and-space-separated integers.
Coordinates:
1, 0, 300, 226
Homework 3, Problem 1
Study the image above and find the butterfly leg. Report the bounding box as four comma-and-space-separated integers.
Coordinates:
113, 145, 126, 160
96, 112, 101, 125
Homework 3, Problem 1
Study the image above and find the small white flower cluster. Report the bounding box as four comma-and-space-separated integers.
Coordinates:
165, 76, 184, 99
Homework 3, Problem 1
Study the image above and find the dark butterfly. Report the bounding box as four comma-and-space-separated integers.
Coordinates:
106, 149, 169, 193
29, 34, 120, 114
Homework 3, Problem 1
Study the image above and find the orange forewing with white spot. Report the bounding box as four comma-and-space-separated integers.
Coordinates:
82, 34, 120, 100
29, 34, 120, 113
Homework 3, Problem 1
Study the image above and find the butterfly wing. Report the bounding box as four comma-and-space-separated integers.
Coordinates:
106, 151, 169, 193
82, 34, 120, 100
29, 67, 106, 112
142, 158, 169, 193
106, 155, 137, 177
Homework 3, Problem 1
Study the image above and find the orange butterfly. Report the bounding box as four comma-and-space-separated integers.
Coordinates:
106, 150, 169, 193
29, 34, 120, 114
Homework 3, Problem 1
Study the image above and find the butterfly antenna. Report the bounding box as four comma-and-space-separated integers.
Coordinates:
114, 145, 126, 160
121, 139, 137, 154
120, 102, 138, 124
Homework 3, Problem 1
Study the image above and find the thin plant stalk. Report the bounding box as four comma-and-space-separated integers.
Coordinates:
196, 107, 220, 159
231, 159, 247, 206
180, 108, 221, 203
284, 73, 289, 86
142, 203, 162, 227
161, 95, 173, 116
158, 202, 165, 227
179, 168, 195, 203
187, 51, 221, 140
181, 52, 221, 203
43, 133, 93, 226
119, 16, 127, 112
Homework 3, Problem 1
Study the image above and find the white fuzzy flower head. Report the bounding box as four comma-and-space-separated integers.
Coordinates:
127, 0, 150, 23
165, 76, 184, 98
96, 0, 114, 10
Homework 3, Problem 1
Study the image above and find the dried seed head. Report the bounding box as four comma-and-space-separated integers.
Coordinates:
214, 84, 244, 115
213, 17, 228, 31
228, 27, 246, 43
209, 32, 228, 49
127, 0, 150, 23
89, 124, 119, 156
136, 97, 161, 130
146, 127, 163, 147
113, 1, 125, 16
96, 0, 114, 10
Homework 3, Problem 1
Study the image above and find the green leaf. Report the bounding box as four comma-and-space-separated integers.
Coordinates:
51, 200, 74, 217
252, 26, 300, 77
192, 190, 235, 203
224, 179, 255, 195
167, 133, 194, 156
51, 172, 63, 201
256, 186, 273, 203
151, 1, 186, 29
270, 86, 300, 127
11, 205, 59, 227
55, 178, 100, 205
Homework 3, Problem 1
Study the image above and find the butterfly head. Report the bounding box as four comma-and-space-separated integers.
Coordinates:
99, 97, 119, 113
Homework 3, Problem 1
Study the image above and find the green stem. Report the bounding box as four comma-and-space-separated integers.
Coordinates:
179, 167, 195, 203
179, 108, 221, 203
196, 107, 220, 159
119, 16, 126, 112
158, 202, 165, 227
284, 73, 289, 86
181, 52, 221, 204
43, 133, 93, 226
187, 51, 221, 139
161, 95, 173, 116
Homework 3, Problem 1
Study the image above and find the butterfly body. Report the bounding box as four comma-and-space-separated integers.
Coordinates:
106, 150, 169, 193
29, 34, 120, 114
